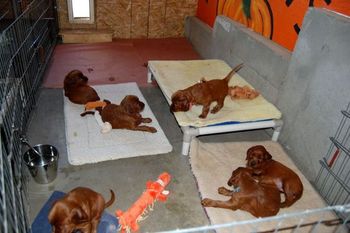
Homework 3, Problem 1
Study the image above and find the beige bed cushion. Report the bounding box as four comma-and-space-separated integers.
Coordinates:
189, 139, 336, 233
148, 59, 281, 127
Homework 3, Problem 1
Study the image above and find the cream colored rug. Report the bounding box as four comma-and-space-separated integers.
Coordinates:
189, 139, 336, 233
64, 82, 172, 165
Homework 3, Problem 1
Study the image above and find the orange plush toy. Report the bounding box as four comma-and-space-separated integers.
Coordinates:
116, 172, 171, 233
228, 85, 260, 100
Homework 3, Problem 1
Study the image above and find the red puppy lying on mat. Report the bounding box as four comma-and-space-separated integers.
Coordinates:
201, 167, 281, 217
170, 63, 243, 118
101, 95, 157, 133
82, 95, 157, 133
246, 145, 304, 208
48, 187, 115, 233
64, 70, 100, 105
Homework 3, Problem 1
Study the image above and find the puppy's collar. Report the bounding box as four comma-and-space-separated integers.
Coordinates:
232, 186, 240, 192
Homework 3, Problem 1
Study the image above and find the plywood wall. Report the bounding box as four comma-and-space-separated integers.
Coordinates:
56, 0, 198, 38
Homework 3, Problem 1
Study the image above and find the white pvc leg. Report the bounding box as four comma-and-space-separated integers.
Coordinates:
272, 130, 280, 141
181, 126, 200, 156
272, 120, 283, 141
147, 69, 153, 83
181, 142, 191, 156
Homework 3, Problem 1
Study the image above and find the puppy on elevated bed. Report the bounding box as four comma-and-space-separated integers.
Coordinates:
170, 63, 243, 118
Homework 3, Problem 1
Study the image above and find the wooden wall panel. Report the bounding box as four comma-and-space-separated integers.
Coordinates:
131, 1, 149, 38
56, 0, 198, 39
148, 0, 166, 38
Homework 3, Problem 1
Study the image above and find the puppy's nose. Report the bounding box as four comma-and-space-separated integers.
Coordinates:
227, 180, 232, 186
170, 104, 175, 112
82, 75, 88, 81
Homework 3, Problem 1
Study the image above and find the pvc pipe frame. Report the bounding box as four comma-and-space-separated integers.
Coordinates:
181, 120, 283, 156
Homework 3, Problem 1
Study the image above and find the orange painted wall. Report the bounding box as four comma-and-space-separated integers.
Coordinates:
197, 0, 350, 51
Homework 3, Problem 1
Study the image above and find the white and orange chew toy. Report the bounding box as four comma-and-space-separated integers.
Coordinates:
82, 100, 112, 133
115, 172, 171, 233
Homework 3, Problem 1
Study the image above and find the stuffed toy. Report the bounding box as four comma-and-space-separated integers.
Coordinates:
228, 85, 260, 100
81, 100, 112, 133
84, 100, 108, 111
115, 172, 171, 233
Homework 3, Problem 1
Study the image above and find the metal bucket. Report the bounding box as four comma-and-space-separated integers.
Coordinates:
23, 144, 59, 184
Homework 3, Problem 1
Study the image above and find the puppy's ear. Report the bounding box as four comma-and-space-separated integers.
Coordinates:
171, 90, 181, 99
70, 207, 88, 224
264, 149, 272, 160
246, 147, 253, 160
48, 201, 58, 224
48, 201, 63, 225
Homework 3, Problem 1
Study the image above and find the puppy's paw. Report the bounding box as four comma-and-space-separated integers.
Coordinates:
101, 122, 112, 134
149, 127, 157, 133
142, 118, 152, 123
218, 187, 227, 194
199, 113, 208, 118
201, 198, 213, 207
210, 106, 221, 114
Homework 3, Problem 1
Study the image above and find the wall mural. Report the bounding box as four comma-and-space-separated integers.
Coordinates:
197, 0, 350, 51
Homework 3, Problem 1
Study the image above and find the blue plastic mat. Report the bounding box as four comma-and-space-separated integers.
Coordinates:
31, 191, 119, 233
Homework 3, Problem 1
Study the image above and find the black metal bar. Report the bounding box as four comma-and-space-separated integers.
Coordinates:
330, 137, 350, 157
342, 110, 350, 119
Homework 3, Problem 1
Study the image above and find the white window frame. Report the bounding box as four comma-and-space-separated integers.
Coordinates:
67, 0, 95, 24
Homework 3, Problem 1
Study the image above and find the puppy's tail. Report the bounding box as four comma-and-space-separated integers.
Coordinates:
80, 111, 95, 117
224, 63, 244, 83
105, 190, 115, 208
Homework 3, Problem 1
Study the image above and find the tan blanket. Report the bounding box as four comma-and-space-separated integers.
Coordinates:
189, 139, 336, 233
148, 60, 281, 127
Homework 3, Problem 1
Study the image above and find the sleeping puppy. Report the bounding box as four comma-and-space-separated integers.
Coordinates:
246, 145, 304, 208
64, 70, 100, 104
81, 95, 156, 133
100, 95, 156, 133
48, 187, 115, 233
170, 63, 243, 118
201, 167, 281, 217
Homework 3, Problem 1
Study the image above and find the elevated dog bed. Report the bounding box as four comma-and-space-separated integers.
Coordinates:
147, 60, 283, 155
189, 138, 335, 233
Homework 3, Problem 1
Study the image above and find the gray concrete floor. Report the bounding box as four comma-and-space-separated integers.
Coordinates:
26, 85, 271, 232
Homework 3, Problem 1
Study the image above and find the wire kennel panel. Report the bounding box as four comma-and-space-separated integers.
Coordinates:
315, 102, 350, 220
1, 0, 58, 129
0, 0, 58, 232
158, 205, 350, 233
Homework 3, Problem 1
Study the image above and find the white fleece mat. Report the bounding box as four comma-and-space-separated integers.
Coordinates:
190, 139, 335, 233
64, 82, 172, 165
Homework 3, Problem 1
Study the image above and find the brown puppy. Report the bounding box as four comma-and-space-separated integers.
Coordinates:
201, 167, 281, 217
100, 95, 156, 133
120, 95, 145, 117
64, 70, 100, 104
48, 187, 115, 233
246, 145, 304, 208
170, 63, 243, 118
